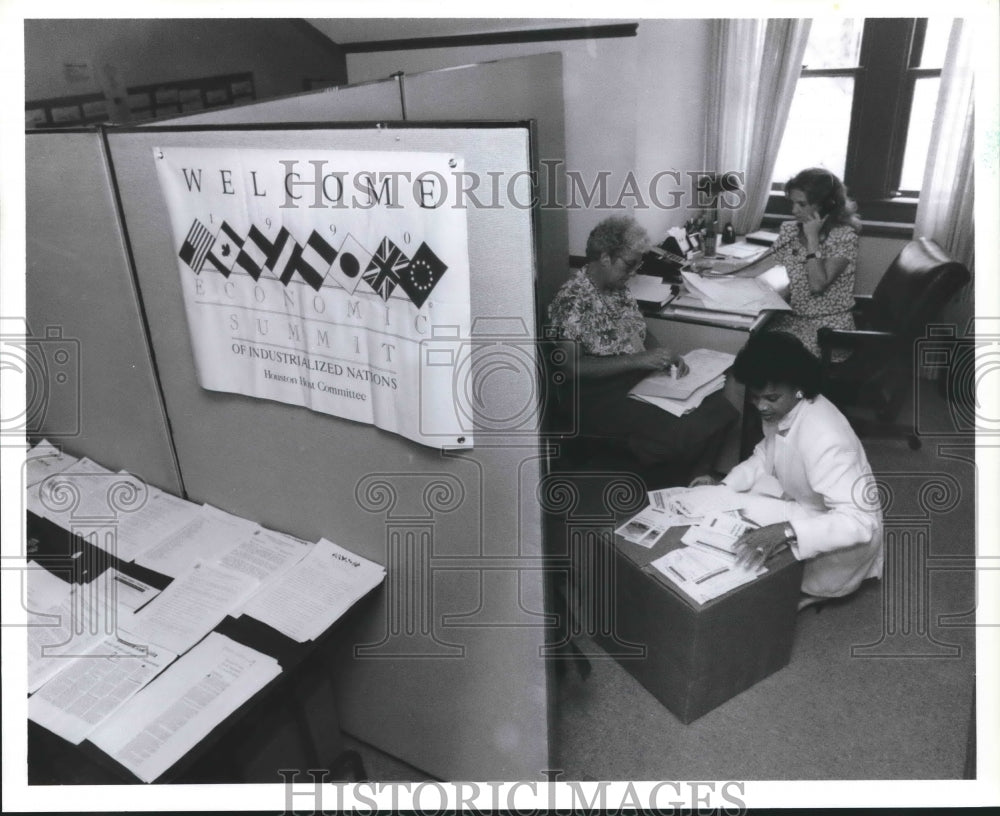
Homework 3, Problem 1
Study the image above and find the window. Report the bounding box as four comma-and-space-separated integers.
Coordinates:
768, 18, 951, 226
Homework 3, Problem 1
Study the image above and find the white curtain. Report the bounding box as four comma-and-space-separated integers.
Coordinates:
705, 18, 812, 234
915, 18, 975, 273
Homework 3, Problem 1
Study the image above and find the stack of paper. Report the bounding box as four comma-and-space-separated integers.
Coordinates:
28, 634, 177, 745
628, 349, 735, 417
25, 440, 79, 487
713, 242, 769, 261
243, 538, 386, 642
679, 511, 757, 562
650, 546, 765, 605
627, 274, 678, 308
615, 506, 687, 548
88, 633, 281, 783
676, 270, 791, 316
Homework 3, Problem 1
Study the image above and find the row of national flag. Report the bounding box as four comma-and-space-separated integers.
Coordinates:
178, 218, 448, 308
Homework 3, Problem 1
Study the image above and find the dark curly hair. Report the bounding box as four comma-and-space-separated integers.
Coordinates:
732, 331, 822, 398
785, 167, 862, 234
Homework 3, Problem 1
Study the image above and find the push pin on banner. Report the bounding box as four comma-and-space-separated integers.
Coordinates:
448, 158, 458, 168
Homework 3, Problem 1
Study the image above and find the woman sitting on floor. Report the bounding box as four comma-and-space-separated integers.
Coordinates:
690, 331, 883, 608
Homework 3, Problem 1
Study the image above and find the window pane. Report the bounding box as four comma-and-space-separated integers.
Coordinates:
772, 76, 853, 185
801, 17, 864, 69
899, 76, 941, 192
916, 18, 953, 67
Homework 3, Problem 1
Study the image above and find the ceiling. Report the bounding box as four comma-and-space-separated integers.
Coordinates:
305, 18, 601, 45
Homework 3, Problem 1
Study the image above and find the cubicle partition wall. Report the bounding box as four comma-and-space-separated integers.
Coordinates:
25, 130, 182, 495
94, 122, 548, 781
158, 52, 569, 316
25, 51, 568, 781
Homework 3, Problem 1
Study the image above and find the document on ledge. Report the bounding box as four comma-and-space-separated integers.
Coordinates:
29, 634, 176, 745
25, 440, 79, 487
26, 457, 114, 523
26, 565, 103, 693
89, 632, 281, 783
650, 547, 765, 605
124, 562, 259, 654
243, 537, 385, 642
135, 504, 259, 578
25, 564, 162, 693
112, 483, 204, 564
212, 528, 311, 614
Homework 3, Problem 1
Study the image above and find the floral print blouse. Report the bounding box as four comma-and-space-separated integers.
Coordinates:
547, 269, 647, 356
772, 220, 859, 317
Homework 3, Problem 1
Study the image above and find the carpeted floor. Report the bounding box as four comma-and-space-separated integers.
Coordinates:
339, 379, 980, 782
551, 382, 979, 780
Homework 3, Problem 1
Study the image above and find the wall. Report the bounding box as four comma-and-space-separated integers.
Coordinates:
857, 234, 909, 294
343, 18, 908, 293
346, 20, 714, 254
24, 19, 346, 105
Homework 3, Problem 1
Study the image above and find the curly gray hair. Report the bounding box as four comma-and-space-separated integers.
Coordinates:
584, 216, 651, 262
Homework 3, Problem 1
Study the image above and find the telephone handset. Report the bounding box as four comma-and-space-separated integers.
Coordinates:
641, 243, 686, 283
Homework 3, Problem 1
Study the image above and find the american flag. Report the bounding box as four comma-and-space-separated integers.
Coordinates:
178, 219, 215, 273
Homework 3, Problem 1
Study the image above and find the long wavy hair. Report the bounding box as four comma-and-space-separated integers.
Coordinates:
785, 167, 862, 235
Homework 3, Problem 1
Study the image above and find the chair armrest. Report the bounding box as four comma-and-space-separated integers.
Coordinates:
850, 294, 877, 327
817, 327, 898, 366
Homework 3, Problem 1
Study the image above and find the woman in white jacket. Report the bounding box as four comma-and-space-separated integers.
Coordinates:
691, 332, 883, 608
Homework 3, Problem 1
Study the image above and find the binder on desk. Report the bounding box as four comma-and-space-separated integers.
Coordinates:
745, 229, 780, 247
628, 274, 679, 309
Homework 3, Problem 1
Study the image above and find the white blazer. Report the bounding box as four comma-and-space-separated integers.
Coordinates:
723, 394, 883, 598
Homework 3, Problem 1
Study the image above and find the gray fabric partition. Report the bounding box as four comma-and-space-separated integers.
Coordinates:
104, 123, 549, 780
25, 130, 181, 495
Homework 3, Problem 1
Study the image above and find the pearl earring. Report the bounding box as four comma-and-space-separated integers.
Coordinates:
795, 391, 804, 399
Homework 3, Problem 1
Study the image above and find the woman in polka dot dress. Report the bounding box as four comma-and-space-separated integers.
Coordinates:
767, 168, 862, 362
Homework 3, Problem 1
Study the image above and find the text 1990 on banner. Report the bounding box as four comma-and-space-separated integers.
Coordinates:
154, 146, 473, 448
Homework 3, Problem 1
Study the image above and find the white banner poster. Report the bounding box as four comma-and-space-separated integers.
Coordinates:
154, 146, 473, 449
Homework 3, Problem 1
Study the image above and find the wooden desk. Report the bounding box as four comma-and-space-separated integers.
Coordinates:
25, 512, 369, 785
643, 251, 789, 469
592, 524, 803, 723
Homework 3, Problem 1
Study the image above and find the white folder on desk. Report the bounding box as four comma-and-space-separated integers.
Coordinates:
629, 349, 735, 400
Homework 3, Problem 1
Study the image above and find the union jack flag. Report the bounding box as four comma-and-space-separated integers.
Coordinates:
362, 237, 410, 301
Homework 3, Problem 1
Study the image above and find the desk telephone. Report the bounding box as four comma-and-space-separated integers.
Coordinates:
640, 238, 693, 283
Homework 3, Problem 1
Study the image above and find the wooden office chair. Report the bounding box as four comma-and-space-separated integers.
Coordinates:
817, 237, 971, 449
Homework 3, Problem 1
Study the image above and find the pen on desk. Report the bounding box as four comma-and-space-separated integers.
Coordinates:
695, 566, 729, 584
667, 565, 688, 583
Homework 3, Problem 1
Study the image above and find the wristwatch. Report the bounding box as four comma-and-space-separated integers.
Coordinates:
783, 523, 798, 547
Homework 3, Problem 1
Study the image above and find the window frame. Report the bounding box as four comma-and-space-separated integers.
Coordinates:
766, 18, 942, 230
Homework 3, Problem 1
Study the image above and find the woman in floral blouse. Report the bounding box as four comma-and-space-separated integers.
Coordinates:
547, 216, 737, 481
767, 168, 862, 362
